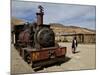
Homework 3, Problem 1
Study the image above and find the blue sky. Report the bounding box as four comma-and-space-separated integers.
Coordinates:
12, 1, 96, 30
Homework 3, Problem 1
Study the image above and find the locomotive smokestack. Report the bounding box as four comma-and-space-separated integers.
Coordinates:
36, 5, 44, 25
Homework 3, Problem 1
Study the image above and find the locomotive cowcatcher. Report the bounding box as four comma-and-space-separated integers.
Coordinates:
13, 5, 67, 70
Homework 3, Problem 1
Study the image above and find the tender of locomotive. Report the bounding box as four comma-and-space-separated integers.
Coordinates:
13, 5, 67, 69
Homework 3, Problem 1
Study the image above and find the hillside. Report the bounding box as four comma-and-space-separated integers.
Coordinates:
11, 17, 95, 34
50, 23, 95, 34
11, 17, 26, 26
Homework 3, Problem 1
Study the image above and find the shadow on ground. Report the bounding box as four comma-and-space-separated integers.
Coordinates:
34, 57, 71, 72
73, 51, 80, 54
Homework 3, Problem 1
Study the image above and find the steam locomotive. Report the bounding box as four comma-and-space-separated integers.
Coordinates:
13, 5, 67, 69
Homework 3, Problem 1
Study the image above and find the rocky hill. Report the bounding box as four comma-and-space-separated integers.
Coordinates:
11, 17, 95, 34
11, 17, 26, 26
50, 23, 95, 34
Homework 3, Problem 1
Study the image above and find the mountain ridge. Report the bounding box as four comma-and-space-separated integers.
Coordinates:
11, 17, 95, 34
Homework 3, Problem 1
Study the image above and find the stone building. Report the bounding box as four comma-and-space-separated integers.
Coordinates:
57, 33, 96, 43
50, 24, 96, 44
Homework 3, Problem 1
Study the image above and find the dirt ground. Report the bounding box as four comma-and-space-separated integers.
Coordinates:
11, 43, 96, 74
37, 43, 96, 72
11, 45, 33, 74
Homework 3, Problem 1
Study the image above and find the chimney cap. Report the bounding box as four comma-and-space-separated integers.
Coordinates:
38, 5, 44, 13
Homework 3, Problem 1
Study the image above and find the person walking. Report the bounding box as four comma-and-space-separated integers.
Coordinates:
72, 36, 78, 54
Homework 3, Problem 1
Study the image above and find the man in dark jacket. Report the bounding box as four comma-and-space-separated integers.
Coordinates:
72, 36, 78, 54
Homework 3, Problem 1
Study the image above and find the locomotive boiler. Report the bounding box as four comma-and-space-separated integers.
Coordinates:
14, 5, 67, 70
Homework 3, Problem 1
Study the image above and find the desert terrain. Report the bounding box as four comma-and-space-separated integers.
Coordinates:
11, 42, 96, 74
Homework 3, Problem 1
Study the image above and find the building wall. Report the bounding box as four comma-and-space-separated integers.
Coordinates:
83, 34, 96, 43
55, 34, 96, 43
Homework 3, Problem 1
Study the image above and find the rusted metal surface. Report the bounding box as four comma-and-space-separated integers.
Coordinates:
36, 5, 44, 26
13, 5, 67, 69
22, 47, 66, 62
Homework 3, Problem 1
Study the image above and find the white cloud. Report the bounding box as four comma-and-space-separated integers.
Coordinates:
12, 0, 96, 29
